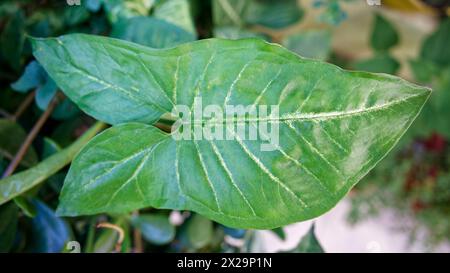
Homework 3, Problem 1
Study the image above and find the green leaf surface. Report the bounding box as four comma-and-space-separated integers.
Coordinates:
14, 196, 37, 217
32, 34, 430, 228
131, 213, 175, 245
0, 10, 25, 71
370, 13, 399, 52
111, 17, 196, 49
282, 30, 331, 60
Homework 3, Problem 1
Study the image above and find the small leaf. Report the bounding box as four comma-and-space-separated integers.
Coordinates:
131, 213, 175, 245
289, 224, 324, 253
10, 61, 47, 93
353, 53, 400, 75
271, 227, 286, 240
30, 200, 70, 253
86, 0, 102, 12
32, 34, 430, 229
0, 202, 19, 252
111, 16, 196, 49
409, 58, 439, 84
370, 13, 399, 52
282, 30, 331, 60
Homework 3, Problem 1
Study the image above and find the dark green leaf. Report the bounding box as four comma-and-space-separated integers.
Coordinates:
42, 137, 62, 159
271, 227, 286, 240
32, 34, 430, 229
131, 213, 175, 245
420, 18, 450, 67
51, 98, 81, 121
0, 10, 25, 71
370, 13, 399, 52
0, 202, 18, 252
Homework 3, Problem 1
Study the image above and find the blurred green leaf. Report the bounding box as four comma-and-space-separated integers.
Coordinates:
0, 10, 25, 71
282, 30, 332, 60
30, 200, 70, 253
42, 137, 62, 160
13, 196, 37, 218
245, 0, 303, 29
409, 58, 440, 84
421, 18, 450, 67
186, 214, 213, 249
51, 98, 81, 121
111, 16, 196, 48
0, 202, 18, 252
35, 78, 57, 110
353, 53, 400, 74
370, 13, 399, 52
131, 213, 175, 245
154, 0, 197, 36
64, 5, 90, 27
0, 119, 38, 168
10, 61, 47, 93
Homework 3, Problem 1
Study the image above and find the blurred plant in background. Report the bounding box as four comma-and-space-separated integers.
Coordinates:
0, 0, 448, 252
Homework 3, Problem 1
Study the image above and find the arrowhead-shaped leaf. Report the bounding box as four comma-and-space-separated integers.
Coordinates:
31, 34, 430, 229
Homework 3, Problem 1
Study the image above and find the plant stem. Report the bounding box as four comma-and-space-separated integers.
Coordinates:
0, 121, 106, 205
2, 94, 59, 178
12, 90, 36, 121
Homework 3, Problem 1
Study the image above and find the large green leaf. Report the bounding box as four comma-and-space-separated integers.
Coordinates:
32, 34, 430, 229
